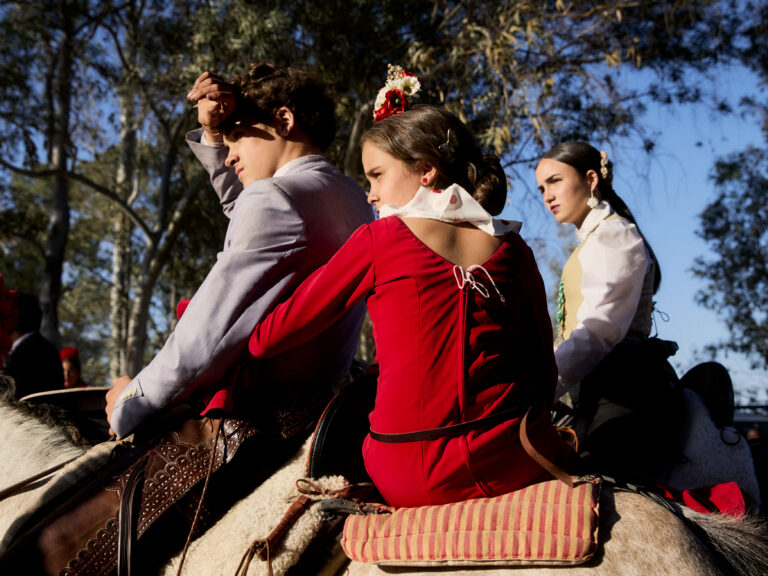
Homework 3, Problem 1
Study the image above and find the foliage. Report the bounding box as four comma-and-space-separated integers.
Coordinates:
399, 1, 740, 161
693, 148, 768, 368
0, 0, 753, 381
0, 175, 49, 292
693, 0, 768, 369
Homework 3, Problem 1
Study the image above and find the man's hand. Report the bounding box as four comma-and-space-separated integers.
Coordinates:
106, 375, 132, 436
187, 71, 236, 143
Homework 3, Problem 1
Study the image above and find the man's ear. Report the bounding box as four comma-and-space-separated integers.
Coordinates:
275, 106, 296, 138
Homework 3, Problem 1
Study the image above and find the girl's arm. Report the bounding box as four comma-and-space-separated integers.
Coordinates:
250, 224, 375, 359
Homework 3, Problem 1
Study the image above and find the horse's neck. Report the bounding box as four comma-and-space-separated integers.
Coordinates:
0, 402, 83, 486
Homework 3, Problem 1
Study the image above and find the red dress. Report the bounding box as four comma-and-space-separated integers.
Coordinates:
250, 217, 569, 507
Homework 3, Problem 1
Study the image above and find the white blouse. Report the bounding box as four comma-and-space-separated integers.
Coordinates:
555, 201, 653, 393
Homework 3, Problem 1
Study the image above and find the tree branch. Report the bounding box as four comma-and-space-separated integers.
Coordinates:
0, 157, 152, 239
147, 170, 208, 288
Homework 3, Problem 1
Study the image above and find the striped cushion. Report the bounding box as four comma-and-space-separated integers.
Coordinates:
341, 478, 600, 566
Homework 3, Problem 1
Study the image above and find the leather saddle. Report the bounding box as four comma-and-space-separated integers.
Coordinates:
307, 362, 377, 483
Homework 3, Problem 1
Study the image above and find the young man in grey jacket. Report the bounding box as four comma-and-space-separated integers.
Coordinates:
107, 63, 373, 439
0, 63, 372, 576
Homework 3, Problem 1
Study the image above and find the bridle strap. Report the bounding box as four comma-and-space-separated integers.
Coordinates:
0, 454, 82, 502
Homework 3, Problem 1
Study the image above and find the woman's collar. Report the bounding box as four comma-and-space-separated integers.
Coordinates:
378, 184, 521, 237
576, 201, 613, 242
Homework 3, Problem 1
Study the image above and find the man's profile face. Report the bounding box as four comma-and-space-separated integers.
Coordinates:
223, 120, 284, 186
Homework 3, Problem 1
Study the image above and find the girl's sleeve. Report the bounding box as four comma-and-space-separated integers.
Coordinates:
249, 224, 375, 359
555, 220, 650, 390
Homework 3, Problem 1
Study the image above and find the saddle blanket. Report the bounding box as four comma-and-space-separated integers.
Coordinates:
342, 477, 601, 567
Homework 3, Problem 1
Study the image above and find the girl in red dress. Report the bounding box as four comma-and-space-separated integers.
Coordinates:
250, 72, 573, 507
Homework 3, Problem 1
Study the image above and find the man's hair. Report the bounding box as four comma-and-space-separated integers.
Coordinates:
15, 292, 42, 334
227, 62, 336, 151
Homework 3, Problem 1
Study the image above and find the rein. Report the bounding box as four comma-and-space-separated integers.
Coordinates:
0, 453, 83, 502
173, 418, 223, 576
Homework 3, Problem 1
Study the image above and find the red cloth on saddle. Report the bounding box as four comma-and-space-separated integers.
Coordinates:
250, 218, 573, 508
668, 482, 745, 519
624, 462, 747, 519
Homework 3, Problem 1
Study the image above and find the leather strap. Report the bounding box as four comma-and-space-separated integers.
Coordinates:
236, 495, 313, 576
117, 455, 148, 576
0, 454, 81, 502
520, 408, 574, 488
55, 418, 259, 576
368, 406, 527, 443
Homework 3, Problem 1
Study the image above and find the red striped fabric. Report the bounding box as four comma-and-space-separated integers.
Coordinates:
341, 478, 600, 566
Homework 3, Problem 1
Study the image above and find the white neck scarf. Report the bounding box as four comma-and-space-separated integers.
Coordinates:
378, 184, 521, 237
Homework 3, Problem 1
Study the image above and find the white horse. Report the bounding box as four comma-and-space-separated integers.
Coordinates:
0, 394, 766, 576
0, 399, 89, 546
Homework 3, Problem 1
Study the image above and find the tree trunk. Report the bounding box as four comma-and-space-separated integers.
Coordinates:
125, 262, 154, 377
109, 213, 132, 378
109, 24, 139, 378
39, 16, 74, 349
123, 169, 204, 377
343, 104, 371, 179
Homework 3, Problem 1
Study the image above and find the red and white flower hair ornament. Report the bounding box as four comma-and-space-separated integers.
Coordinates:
373, 64, 422, 122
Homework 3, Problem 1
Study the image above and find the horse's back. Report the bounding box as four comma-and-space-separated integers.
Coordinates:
343, 489, 725, 576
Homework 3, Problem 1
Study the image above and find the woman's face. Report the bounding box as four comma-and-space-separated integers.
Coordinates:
362, 143, 425, 213
536, 158, 596, 228
62, 360, 80, 388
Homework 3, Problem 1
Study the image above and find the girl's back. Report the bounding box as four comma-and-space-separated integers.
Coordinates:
364, 216, 561, 507
401, 218, 501, 268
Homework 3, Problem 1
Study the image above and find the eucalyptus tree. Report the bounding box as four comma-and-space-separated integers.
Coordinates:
693, 147, 768, 369
0, 0, 748, 380
68, 0, 294, 377
693, 0, 768, 369
398, 1, 739, 165
0, 0, 118, 348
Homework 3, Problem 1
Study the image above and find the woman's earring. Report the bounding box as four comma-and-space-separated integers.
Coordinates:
587, 189, 599, 209
422, 177, 428, 185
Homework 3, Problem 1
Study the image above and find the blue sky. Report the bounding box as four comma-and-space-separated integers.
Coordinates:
503, 63, 767, 402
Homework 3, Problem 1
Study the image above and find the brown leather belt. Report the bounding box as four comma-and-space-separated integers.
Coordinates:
368, 406, 527, 443
370, 404, 575, 488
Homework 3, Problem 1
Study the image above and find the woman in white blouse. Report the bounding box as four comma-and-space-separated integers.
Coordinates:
536, 141, 680, 479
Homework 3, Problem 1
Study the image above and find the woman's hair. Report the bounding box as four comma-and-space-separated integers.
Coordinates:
541, 141, 661, 293
226, 62, 336, 151
361, 105, 507, 215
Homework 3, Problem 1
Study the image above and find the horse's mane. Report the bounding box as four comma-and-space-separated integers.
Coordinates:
682, 506, 768, 576
0, 377, 88, 448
